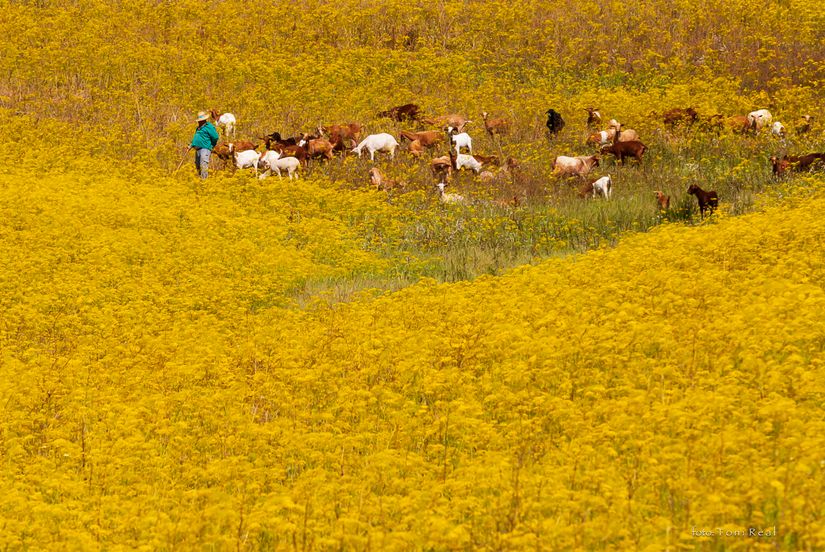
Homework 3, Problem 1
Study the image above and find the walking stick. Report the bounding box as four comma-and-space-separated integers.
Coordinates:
172, 147, 192, 174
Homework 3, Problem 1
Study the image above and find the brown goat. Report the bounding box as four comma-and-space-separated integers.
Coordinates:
653, 190, 670, 211
377, 103, 422, 122
399, 130, 443, 147
212, 141, 257, 168
302, 136, 334, 161
423, 114, 471, 132
687, 184, 718, 218
408, 140, 424, 158
319, 123, 362, 148
663, 108, 699, 128
772, 153, 825, 176
577, 181, 595, 199
368, 167, 403, 192
600, 141, 647, 164
472, 154, 500, 166
585, 107, 602, 128
274, 144, 308, 165
482, 112, 510, 137
431, 155, 453, 178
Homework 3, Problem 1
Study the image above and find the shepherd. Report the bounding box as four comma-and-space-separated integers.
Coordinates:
189, 111, 220, 179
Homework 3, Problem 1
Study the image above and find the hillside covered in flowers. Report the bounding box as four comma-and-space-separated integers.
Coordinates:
1, 0, 825, 550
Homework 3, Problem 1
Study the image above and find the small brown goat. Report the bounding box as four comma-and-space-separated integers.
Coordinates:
377, 103, 422, 122
212, 141, 257, 168
577, 181, 595, 199
663, 108, 699, 128
653, 190, 671, 211
368, 167, 403, 192
687, 184, 718, 218
600, 141, 647, 164
482, 112, 510, 137
585, 107, 602, 128
472, 154, 500, 166
408, 140, 424, 158
274, 144, 308, 165
300, 135, 335, 161
423, 114, 471, 132
431, 155, 453, 178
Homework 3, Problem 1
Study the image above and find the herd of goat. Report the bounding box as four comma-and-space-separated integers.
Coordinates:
205, 104, 824, 217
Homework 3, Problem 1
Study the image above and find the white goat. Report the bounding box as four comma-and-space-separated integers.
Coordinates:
747, 109, 772, 131
353, 133, 399, 161
591, 175, 612, 199
552, 154, 600, 178
454, 153, 483, 174
771, 121, 786, 138
447, 128, 473, 154
258, 150, 300, 180
436, 182, 465, 204
211, 110, 237, 139
234, 149, 261, 176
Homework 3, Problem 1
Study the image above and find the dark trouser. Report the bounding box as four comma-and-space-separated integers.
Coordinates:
194, 148, 211, 179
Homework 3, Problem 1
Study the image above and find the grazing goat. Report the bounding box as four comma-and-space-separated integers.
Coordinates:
272, 144, 308, 165
423, 114, 471, 132
724, 115, 751, 134
257, 150, 301, 180
482, 112, 510, 137
399, 130, 443, 147
234, 149, 261, 176
447, 128, 473, 154
654, 191, 670, 211
431, 155, 453, 178
408, 140, 424, 158
587, 128, 640, 145
747, 109, 773, 131
552, 155, 600, 178
769, 156, 790, 176
211, 110, 237, 139
213, 141, 257, 167
580, 176, 612, 199
377, 103, 421, 122
546, 109, 565, 135
771, 153, 825, 176
319, 123, 362, 149
585, 107, 602, 128
591, 175, 612, 199
663, 108, 699, 128
353, 133, 399, 161
450, 151, 483, 174
264, 132, 299, 149
600, 141, 647, 164
472, 154, 499, 166
369, 167, 403, 192
299, 134, 335, 161
436, 182, 465, 204
687, 184, 718, 218
771, 121, 786, 138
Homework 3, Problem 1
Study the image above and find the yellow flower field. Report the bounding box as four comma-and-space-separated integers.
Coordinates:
1, 0, 825, 549
1, 141, 824, 548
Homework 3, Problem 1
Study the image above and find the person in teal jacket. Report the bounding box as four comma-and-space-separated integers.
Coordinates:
190, 111, 220, 179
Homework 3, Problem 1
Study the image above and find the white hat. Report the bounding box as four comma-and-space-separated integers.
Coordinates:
196, 111, 209, 122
